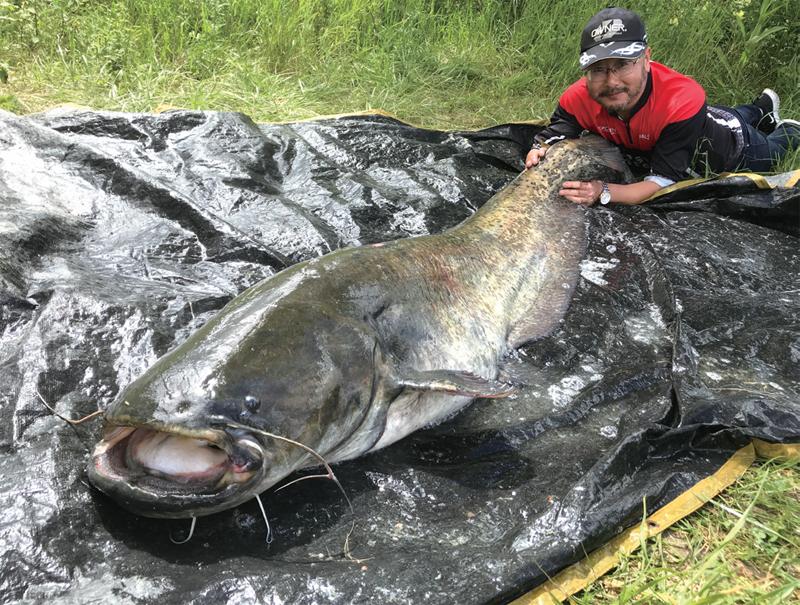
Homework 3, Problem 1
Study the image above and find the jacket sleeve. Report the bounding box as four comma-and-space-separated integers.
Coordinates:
648, 104, 706, 182
533, 104, 584, 148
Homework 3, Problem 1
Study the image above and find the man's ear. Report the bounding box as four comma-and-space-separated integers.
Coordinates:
644, 47, 652, 71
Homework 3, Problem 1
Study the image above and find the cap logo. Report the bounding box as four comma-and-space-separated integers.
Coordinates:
591, 19, 626, 42
611, 41, 646, 56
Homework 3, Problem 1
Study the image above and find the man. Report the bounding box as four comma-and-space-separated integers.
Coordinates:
526, 7, 800, 206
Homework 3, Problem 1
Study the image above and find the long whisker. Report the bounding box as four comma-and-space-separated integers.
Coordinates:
35, 389, 103, 425
223, 422, 353, 514
222, 421, 364, 560
254, 493, 273, 544
343, 519, 373, 565
170, 516, 197, 545
275, 473, 331, 492
274, 468, 364, 561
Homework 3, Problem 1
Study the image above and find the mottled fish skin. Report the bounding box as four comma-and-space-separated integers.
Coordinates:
88, 135, 629, 518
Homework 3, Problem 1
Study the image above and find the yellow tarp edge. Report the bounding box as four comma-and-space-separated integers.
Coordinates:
646, 168, 800, 201
26, 103, 545, 132
752, 439, 800, 461
246, 110, 549, 130
34, 103, 412, 126
510, 440, 800, 605
244, 108, 404, 125
117, 103, 550, 131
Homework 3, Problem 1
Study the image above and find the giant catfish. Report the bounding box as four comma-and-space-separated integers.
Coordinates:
88, 135, 629, 518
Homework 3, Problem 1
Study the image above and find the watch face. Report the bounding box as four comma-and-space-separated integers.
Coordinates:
600, 191, 611, 205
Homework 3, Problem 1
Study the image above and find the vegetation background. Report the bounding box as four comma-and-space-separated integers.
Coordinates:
1, 0, 798, 602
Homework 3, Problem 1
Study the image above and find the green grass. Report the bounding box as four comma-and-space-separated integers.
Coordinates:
571, 458, 800, 604
1, 0, 799, 602
1, 0, 799, 137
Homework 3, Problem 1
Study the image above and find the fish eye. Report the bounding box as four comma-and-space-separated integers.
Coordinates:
244, 396, 261, 412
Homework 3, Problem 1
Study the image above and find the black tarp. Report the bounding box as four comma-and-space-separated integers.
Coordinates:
0, 108, 798, 604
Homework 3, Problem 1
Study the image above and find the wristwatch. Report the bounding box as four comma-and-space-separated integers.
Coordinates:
599, 181, 611, 205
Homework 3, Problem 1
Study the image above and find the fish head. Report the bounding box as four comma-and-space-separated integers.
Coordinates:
88, 300, 384, 519
546, 134, 634, 184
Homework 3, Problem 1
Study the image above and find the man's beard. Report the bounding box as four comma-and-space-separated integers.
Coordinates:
596, 83, 642, 115
592, 66, 647, 116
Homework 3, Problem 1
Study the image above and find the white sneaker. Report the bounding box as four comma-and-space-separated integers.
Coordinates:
776, 118, 800, 131
753, 88, 780, 133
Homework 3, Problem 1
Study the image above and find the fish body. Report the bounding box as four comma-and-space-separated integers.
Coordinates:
88, 135, 629, 518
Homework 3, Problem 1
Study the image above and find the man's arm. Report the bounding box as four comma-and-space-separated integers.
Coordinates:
559, 107, 706, 205
526, 104, 584, 168
559, 179, 664, 206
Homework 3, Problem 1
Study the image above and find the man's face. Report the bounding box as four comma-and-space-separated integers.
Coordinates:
585, 48, 651, 116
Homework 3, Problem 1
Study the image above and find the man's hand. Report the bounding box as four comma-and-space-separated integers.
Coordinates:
559, 180, 603, 206
525, 146, 548, 168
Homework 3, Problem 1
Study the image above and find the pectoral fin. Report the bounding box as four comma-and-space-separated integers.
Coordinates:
395, 369, 516, 399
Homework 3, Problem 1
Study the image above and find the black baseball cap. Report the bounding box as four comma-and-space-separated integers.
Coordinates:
579, 7, 648, 70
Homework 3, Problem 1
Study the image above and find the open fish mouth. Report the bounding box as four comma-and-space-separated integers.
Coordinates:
88, 425, 265, 517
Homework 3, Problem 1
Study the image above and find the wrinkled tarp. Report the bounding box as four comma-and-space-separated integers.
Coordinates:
0, 108, 798, 604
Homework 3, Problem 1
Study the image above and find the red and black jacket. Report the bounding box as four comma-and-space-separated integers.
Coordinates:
534, 62, 743, 183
